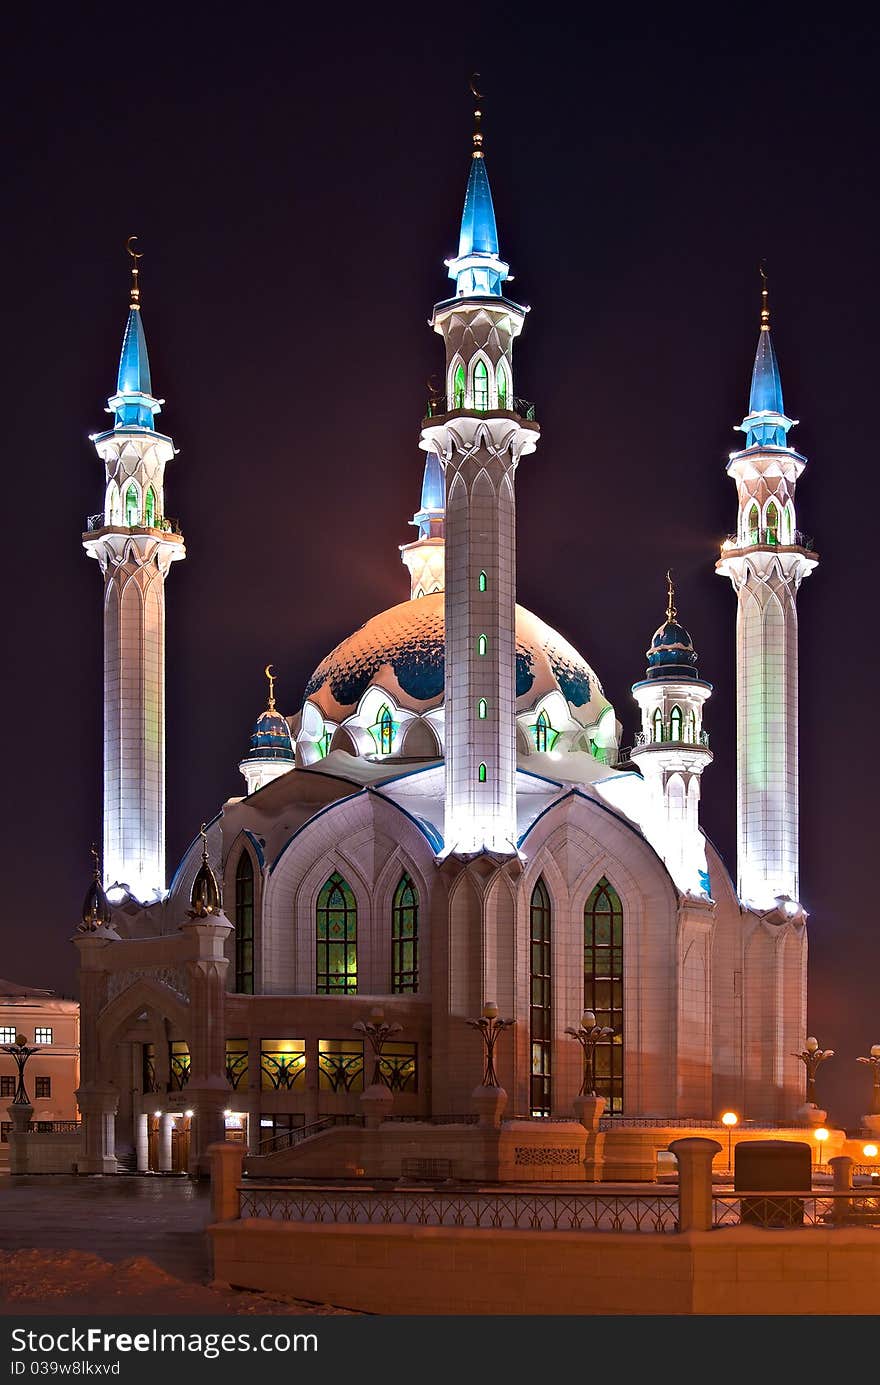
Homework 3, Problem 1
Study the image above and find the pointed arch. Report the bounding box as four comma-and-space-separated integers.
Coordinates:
477, 698, 488, 720
477, 633, 488, 656
529, 876, 552, 1117
472, 355, 490, 411
584, 876, 623, 1112
450, 357, 466, 409
316, 871, 357, 993
652, 707, 664, 743
478, 570, 488, 593
377, 703, 393, 755
746, 501, 760, 545
765, 499, 780, 544
124, 479, 140, 527
782, 500, 795, 544
391, 872, 418, 993
478, 762, 487, 783
496, 358, 510, 410
105, 480, 121, 526
670, 704, 683, 742
234, 850, 255, 993
144, 486, 156, 528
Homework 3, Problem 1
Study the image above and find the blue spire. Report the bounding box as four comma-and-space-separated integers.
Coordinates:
458, 156, 499, 261
411, 452, 445, 539
107, 241, 163, 430
737, 270, 796, 449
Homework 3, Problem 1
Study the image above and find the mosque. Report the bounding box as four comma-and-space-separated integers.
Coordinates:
73, 100, 819, 1175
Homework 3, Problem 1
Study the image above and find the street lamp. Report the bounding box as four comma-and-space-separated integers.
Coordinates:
793, 1036, 834, 1108
352, 1006, 403, 1087
564, 1010, 615, 1097
0, 1033, 40, 1107
466, 1002, 515, 1088
856, 1044, 880, 1116
721, 1111, 738, 1174
813, 1126, 830, 1169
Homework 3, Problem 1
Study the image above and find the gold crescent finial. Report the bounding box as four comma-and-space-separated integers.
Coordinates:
264, 663, 276, 712
470, 72, 485, 157
759, 259, 770, 331
666, 569, 677, 624
125, 234, 143, 310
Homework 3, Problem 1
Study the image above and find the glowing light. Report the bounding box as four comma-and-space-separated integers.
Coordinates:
153, 1110, 161, 1118
814, 1127, 829, 1142
863, 1144, 879, 1159
223, 1109, 233, 1118
184, 1109, 194, 1118
721, 1111, 738, 1128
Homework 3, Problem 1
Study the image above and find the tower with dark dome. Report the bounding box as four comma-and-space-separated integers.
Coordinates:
239, 666, 296, 795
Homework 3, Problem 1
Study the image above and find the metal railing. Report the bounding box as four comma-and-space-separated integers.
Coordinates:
634, 729, 710, 749
425, 395, 537, 422
33, 1121, 81, 1133
257, 1113, 364, 1156
384, 1114, 479, 1126
85, 513, 183, 536
597, 1117, 784, 1130
723, 529, 814, 552
712, 1191, 880, 1228
238, 1186, 680, 1233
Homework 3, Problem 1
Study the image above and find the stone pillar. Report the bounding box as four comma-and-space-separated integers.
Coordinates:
360, 1084, 393, 1129
829, 1154, 854, 1224
6, 1104, 33, 1174
304, 1036, 320, 1124
209, 1141, 244, 1223
471, 1084, 507, 1129
135, 1112, 149, 1172
669, 1137, 722, 1232
75, 1087, 119, 1174
181, 915, 234, 1176
159, 1113, 173, 1172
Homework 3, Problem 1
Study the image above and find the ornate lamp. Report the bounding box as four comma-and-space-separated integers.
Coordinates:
565, 1010, 615, 1097
352, 1006, 403, 1088
466, 1002, 515, 1088
1, 1033, 40, 1107
793, 1036, 834, 1108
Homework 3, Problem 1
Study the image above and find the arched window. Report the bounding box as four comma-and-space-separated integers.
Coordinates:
496, 361, 509, 410
533, 708, 559, 754
530, 877, 552, 1117
747, 502, 759, 545
477, 634, 487, 657
105, 481, 120, 526
453, 363, 466, 409
144, 487, 156, 528
686, 709, 697, 744
234, 852, 254, 994
766, 500, 779, 544
391, 873, 418, 993
478, 570, 487, 592
478, 763, 487, 783
783, 501, 795, 545
670, 705, 683, 741
316, 872, 357, 994
584, 877, 623, 1112
478, 698, 488, 720
652, 708, 664, 743
124, 482, 139, 527
473, 358, 490, 411
378, 705, 393, 755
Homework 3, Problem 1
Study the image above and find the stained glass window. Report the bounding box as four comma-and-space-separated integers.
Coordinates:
530, 877, 552, 1117
478, 570, 487, 592
392, 873, 418, 993
316, 872, 357, 993
378, 1041, 418, 1092
168, 1040, 191, 1091
260, 1039, 306, 1091
747, 501, 759, 545
478, 763, 487, 783
474, 358, 490, 411
235, 852, 254, 994
318, 1039, 364, 1092
497, 361, 508, 409
226, 1039, 249, 1090
534, 709, 559, 754
453, 363, 466, 409
125, 483, 139, 527
766, 500, 779, 544
144, 486, 156, 528
584, 877, 623, 1112
379, 705, 393, 755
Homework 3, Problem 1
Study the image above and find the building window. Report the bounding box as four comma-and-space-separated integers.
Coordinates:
473, 358, 490, 411
0, 1027, 16, 1044
316, 872, 358, 993
766, 500, 779, 544
530, 877, 552, 1117
234, 852, 255, 994
496, 361, 508, 409
378, 1042, 418, 1092
453, 363, 466, 409
168, 1041, 191, 1091
260, 1039, 306, 1091
652, 708, 663, 743
746, 501, 759, 544
584, 877, 624, 1113
124, 482, 139, 527
316, 730, 332, 759
378, 704, 393, 755
477, 634, 487, 656
478, 762, 487, 783
533, 709, 559, 754
686, 710, 696, 743
392, 873, 419, 993
670, 705, 683, 742
478, 698, 488, 719
225, 1039, 249, 1091
0, 1077, 14, 1097
478, 570, 487, 592
144, 486, 156, 528
106, 481, 120, 525
35, 1027, 53, 1044
142, 1042, 158, 1093
35, 1076, 51, 1099
318, 1039, 364, 1093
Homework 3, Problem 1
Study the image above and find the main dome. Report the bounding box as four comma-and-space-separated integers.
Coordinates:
302, 592, 611, 728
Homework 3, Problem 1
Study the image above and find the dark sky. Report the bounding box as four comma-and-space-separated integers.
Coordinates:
3, 11, 878, 1126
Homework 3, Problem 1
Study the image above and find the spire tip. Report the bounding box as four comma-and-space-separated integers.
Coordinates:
665, 570, 677, 624
125, 235, 143, 310
264, 663, 276, 713
759, 260, 770, 331
469, 72, 485, 158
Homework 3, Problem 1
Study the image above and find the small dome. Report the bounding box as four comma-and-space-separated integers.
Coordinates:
244, 709, 295, 763
645, 620, 700, 680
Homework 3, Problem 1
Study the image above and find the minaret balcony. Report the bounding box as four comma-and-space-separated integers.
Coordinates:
424, 394, 537, 423
635, 729, 710, 749
721, 528, 815, 554
85, 513, 183, 537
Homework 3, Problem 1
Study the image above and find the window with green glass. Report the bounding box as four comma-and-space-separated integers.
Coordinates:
652, 708, 663, 743
478, 570, 487, 592
225, 1039, 249, 1091
534, 709, 559, 754
584, 877, 623, 1113
316, 730, 332, 759
766, 500, 779, 544
391, 873, 418, 993
453, 363, 466, 408
260, 1039, 306, 1091
670, 705, 683, 742
144, 486, 156, 527
478, 763, 487, 783
125, 483, 139, 527
478, 698, 488, 719
235, 851, 254, 993
473, 358, 490, 411
379, 705, 393, 755
496, 361, 508, 409
477, 634, 487, 656
747, 501, 759, 544
318, 1039, 364, 1093
377, 1041, 418, 1093
530, 877, 552, 1117
316, 872, 357, 993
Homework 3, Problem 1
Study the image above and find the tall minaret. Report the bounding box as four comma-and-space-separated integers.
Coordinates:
716, 271, 818, 909
400, 451, 446, 599
421, 86, 539, 854
83, 240, 185, 900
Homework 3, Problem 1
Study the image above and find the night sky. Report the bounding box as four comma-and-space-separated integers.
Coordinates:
3, 12, 878, 1126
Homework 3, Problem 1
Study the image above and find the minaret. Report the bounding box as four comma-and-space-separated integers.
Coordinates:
421, 85, 539, 854
400, 452, 446, 598
630, 575, 714, 894
716, 271, 818, 909
238, 664, 296, 794
83, 239, 185, 900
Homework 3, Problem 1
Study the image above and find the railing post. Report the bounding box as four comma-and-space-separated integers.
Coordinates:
829, 1154, 854, 1224
669, 1137, 722, 1231
209, 1141, 244, 1222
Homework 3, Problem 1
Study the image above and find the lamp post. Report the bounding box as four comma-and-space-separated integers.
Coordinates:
856, 1044, 880, 1130
564, 1010, 615, 1098
466, 1002, 515, 1089
1, 1033, 40, 1107
813, 1126, 829, 1170
793, 1036, 834, 1113
721, 1111, 738, 1175
352, 1006, 403, 1088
